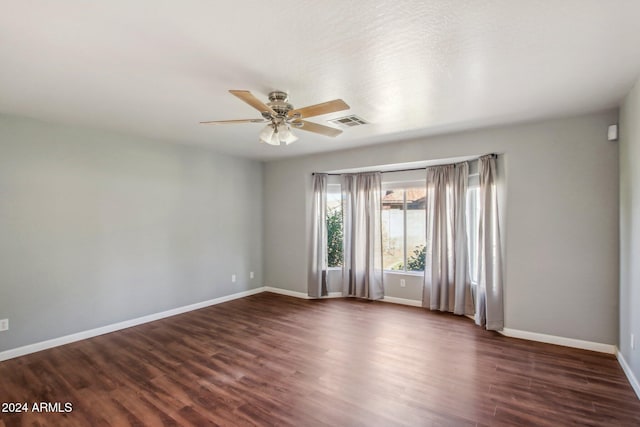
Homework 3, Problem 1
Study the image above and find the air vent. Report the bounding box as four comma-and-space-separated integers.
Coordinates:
328, 115, 368, 128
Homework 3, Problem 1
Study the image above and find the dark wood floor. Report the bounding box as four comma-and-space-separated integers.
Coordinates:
1, 292, 639, 426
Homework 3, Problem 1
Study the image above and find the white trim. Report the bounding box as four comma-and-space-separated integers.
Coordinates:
263, 287, 343, 299
263, 287, 421, 307
263, 287, 310, 299
500, 328, 616, 354
617, 348, 640, 400
383, 270, 424, 277
0, 287, 266, 362
381, 296, 423, 307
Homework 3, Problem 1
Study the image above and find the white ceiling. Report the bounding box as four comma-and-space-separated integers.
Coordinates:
1, 1, 639, 161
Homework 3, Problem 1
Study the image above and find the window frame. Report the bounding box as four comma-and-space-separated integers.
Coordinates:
381, 182, 427, 274
326, 181, 343, 270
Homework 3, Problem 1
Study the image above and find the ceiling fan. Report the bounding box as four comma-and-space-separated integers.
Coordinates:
201, 90, 350, 146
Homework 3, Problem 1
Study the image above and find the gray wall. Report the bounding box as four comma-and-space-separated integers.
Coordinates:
0, 115, 263, 352
619, 77, 640, 379
264, 110, 619, 344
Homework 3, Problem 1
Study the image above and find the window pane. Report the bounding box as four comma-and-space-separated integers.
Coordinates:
405, 186, 426, 272
382, 189, 405, 270
327, 186, 343, 267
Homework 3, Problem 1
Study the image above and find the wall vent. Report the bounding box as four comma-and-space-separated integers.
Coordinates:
328, 115, 368, 128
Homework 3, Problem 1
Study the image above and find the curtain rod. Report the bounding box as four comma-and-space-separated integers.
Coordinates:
312, 153, 498, 176
314, 166, 426, 176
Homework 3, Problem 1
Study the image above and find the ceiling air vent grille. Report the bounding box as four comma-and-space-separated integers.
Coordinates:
328, 115, 368, 128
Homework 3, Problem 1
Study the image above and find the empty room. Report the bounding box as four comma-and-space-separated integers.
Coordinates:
1, 1, 640, 426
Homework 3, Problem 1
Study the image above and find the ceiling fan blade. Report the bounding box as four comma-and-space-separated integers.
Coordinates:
200, 118, 266, 125
229, 90, 277, 117
294, 120, 343, 137
288, 99, 349, 119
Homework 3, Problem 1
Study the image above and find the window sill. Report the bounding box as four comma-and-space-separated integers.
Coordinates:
327, 268, 425, 277
383, 270, 424, 276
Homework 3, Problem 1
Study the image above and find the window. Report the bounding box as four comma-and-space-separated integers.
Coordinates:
327, 184, 343, 267
323, 164, 480, 276
380, 168, 479, 275
382, 184, 426, 272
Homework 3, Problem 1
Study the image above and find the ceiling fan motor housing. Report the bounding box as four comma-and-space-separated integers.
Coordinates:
266, 91, 294, 118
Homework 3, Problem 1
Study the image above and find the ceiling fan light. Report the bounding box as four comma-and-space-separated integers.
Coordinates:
259, 125, 279, 145
279, 126, 298, 145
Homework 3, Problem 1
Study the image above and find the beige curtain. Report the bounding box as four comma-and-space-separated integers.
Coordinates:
475, 155, 504, 330
341, 172, 384, 300
423, 162, 474, 315
308, 173, 329, 298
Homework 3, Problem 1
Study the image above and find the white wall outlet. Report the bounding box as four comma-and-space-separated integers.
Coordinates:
400, 279, 406, 288
250, 271, 254, 279
0, 319, 8, 332
231, 274, 236, 283
632, 333, 635, 350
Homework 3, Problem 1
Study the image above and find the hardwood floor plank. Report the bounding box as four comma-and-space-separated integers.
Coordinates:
1, 292, 639, 426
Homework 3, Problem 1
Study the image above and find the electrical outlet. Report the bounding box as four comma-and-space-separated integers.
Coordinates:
231, 274, 236, 283
250, 271, 254, 279
0, 319, 8, 332
632, 333, 635, 350
400, 279, 406, 288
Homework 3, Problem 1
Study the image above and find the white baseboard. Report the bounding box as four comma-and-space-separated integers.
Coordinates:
617, 348, 640, 399
263, 287, 310, 299
0, 287, 266, 362
263, 287, 343, 299
500, 328, 616, 354
264, 287, 423, 307
381, 296, 423, 307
